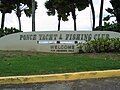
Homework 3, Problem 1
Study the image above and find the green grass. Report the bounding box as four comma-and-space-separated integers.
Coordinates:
0, 51, 120, 76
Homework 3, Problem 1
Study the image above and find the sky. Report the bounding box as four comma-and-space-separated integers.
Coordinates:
0, 0, 113, 32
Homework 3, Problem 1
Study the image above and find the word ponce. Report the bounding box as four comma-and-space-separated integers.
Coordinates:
0, 31, 120, 53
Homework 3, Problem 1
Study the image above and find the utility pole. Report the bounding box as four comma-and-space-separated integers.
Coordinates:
32, 0, 35, 32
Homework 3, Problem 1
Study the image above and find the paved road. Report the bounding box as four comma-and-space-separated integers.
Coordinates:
0, 77, 120, 90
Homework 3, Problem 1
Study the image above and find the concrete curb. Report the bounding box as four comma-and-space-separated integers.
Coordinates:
0, 69, 120, 84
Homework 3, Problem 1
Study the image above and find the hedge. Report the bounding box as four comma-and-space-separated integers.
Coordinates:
0, 27, 22, 38
77, 38, 120, 53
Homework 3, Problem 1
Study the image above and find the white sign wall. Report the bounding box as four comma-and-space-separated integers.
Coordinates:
0, 31, 120, 53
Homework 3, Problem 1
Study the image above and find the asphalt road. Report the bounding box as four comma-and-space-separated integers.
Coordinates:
0, 77, 120, 90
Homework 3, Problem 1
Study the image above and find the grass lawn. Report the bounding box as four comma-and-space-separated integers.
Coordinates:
0, 50, 120, 76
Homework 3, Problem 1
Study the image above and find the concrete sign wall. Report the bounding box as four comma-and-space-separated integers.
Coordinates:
0, 31, 120, 53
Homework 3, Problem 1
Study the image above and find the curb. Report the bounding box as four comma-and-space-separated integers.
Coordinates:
0, 69, 120, 84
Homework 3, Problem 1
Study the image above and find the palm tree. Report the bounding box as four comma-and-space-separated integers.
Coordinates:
104, 0, 120, 23
16, 3, 22, 31
32, 0, 35, 31
0, 0, 14, 29
45, 0, 69, 31
99, 0, 104, 27
14, 0, 34, 31
67, 2, 77, 31
71, 7, 77, 31
90, 0, 95, 30
57, 15, 61, 31
1, 0, 37, 31
45, 0, 89, 31
68, 0, 90, 31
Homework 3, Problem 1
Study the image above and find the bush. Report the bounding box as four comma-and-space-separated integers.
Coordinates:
111, 38, 120, 52
77, 38, 120, 53
0, 28, 5, 37
95, 22, 120, 33
0, 27, 22, 38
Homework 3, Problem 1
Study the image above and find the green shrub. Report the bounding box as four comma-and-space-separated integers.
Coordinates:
77, 38, 120, 53
95, 22, 120, 33
0, 27, 22, 38
0, 28, 5, 37
111, 38, 120, 52
77, 42, 84, 53
77, 42, 93, 53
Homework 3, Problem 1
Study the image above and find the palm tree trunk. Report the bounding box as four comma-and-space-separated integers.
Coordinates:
90, 0, 95, 31
73, 18, 77, 31
32, 0, 35, 32
99, 0, 104, 27
58, 15, 61, 31
72, 8, 77, 31
1, 12, 5, 29
18, 17, 21, 31
16, 3, 21, 31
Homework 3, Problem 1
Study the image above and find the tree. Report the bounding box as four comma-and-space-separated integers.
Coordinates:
2, 0, 37, 31
13, 0, 34, 31
70, 2, 77, 31
63, 0, 90, 31
90, 0, 95, 30
32, 0, 35, 32
45, 0, 89, 31
0, 0, 15, 29
99, 0, 104, 27
104, 0, 120, 23
45, 0, 70, 31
